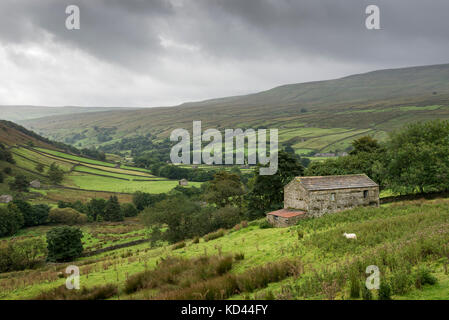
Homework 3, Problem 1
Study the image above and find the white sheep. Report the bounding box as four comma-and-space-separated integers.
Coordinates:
343, 232, 357, 240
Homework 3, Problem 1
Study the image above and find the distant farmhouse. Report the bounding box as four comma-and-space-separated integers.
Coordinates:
267, 174, 379, 227
179, 179, 188, 186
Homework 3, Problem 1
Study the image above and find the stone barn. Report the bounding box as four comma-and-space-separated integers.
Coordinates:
284, 174, 379, 217
30, 180, 41, 188
267, 174, 379, 226
178, 179, 188, 186
0, 195, 13, 204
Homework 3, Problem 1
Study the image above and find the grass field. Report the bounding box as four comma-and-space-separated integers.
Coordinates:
1, 198, 449, 300
0, 146, 203, 205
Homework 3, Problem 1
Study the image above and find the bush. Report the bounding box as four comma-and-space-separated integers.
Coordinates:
46, 226, 83, 262
378, 281, 392, 300
3, 167, 12, 175
234, 252, 245, 261
192, 236, 200, 244
172, 241, 186, 250
361, 285, 372, 300
35, 284, 117, 300
48, 207, 87, 225
13, 200, 50, 227
121, 203, 138, 217
9, 175, 29, 192
259, 220, 273, 229
415, 267, 438, 289
0, 238, 46, 272
210, 206, 241, 230
215, 256, 233, 275
203, 229, 225, 242
391, 270, 413, 295
0, 204, 24, 237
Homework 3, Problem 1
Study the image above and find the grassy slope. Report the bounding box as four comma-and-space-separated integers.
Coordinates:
21, 64, 449, 154
1, 198, 449, 300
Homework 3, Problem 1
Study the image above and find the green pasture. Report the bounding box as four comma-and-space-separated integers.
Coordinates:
2, 198, 449, 300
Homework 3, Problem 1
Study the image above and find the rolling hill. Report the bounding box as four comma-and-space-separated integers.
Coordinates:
19, 63, 449, 154
0, 106, 133, 122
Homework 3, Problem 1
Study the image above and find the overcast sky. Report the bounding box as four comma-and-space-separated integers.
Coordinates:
1, 0, 449, 107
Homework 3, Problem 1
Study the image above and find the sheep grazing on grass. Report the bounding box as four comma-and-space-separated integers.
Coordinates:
343, 232, 357, 239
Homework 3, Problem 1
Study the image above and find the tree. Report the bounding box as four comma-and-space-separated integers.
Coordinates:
48, 207, 87, 225
35, 163, 45, 173
246, 151, 304, 217
48, 162, 64, 184
104, 196, 124, 221
121, 203, 138, 217
9, 175, 29, 192
350, 136, 381, 155
141, 196, 205, 243
46, 226, 83, 262
132, 192, 166, 211
0, 204, 24, 237
385, 120, 449, 194
203, 171, 245, 208
87, 198, 107, 221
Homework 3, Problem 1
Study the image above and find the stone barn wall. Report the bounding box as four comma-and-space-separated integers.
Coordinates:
284, 181, 309, 211
306, 186, 379, 217
267, 213, 304, 227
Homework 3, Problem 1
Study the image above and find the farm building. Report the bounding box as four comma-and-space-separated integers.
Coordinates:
267, 174, 379, 226
179, 179, 188, 186
30, 180, 41, 188
0, 195, 13, 203
266, 209, 306, 227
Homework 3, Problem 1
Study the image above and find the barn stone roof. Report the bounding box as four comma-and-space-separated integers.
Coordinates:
267, 209, 306, 218
294, 174, 378, 191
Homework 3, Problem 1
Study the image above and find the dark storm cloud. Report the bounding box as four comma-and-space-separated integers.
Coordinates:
2, 0, 449, 69
1, 0, 449, 106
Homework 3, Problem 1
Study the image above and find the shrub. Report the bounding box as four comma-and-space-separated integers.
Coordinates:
48, 207, 87, 225
391, 270, 413, 295
192, 236, 200, 244
234, 252, 245, 261
203, 229, 225, 242
414, 266, 438, 289
3, 167, 12, 175
0, 204, 24, 237
210, 206, 241, 230
172, 241, 186, 250
259, 220, 273, 229
0, 238, 47, 272
215, 256, 233, 275
14, 200, 50, 227
35, 284, 117, 300
46, 226, 83, 262
378, 281, 392, 300
9, 175, 29, 192
121, 203, 138, 217
361, 285, 372, 300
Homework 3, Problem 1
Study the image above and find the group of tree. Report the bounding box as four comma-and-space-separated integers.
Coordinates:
0, 143, 15, 164
58, 196, 138, 222
306, 120, 449, 195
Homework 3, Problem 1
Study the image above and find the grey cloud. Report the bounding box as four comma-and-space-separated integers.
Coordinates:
0, 0, 449, 106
